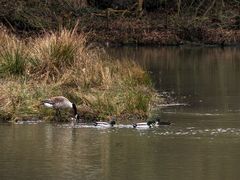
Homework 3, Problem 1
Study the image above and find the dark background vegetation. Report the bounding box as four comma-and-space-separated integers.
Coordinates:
0, 0, 240, 45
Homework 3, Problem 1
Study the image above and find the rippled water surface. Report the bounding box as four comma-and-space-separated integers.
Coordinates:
1, 47, 240, 180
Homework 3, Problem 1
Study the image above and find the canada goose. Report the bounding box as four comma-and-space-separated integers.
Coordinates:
42, 96, 80, 122
93, 120, 116, 127
155, 118, 171, 126
132, 120, 155, 128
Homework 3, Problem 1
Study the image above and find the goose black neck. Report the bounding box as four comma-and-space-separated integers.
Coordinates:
72, 103, 77, 115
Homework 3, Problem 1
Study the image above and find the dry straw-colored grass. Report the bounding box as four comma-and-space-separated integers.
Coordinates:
0, 26, 161, 121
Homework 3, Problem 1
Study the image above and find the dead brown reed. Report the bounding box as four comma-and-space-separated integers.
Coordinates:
0, 27, 161, 121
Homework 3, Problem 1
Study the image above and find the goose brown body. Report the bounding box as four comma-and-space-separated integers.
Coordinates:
42, 96, 79, 121
42, 96, 73, 109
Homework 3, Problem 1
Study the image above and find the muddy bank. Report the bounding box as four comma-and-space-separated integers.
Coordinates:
83, 13, 240, 46
87, 25, 240, 47
1, 1, 240, 47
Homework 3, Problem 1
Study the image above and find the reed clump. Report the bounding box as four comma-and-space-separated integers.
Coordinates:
0, 29, 27, 77
0, 26, 162, 121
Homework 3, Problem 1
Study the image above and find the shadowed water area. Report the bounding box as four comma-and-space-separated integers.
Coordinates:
1, 47, 240, 180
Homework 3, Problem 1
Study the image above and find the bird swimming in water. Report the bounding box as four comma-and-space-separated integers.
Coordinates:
132, 120, 155, 129
155, 118, 172, 126
93, 120, 116, 127
42, 96, 80, 122
132, 118, 171, 128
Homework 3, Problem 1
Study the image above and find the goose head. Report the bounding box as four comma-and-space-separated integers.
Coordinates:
75, 113, 80, 122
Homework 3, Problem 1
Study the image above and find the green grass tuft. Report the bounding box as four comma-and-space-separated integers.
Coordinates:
0, 28, 162, 121
0, 49, 26, 76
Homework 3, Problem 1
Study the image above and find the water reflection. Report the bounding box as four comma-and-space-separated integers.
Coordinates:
1, 124, 240, 180
2, 47, 240, 180
108, 47, 240, 114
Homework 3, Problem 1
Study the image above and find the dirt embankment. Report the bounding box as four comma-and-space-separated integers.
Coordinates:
0, 1, 240, 46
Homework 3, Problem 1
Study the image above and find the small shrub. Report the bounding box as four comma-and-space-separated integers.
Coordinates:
28, 29, 84, 80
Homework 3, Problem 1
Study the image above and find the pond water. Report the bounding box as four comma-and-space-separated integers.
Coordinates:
1, 47, 240, 180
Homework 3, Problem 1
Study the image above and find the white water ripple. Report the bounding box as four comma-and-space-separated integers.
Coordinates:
153, 127, 240, 137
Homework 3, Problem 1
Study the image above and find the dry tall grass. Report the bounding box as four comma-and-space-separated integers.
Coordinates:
0, 26, 161, 121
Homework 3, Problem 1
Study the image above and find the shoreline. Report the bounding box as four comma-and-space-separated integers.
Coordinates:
86, 27, 240, 47
0, 28, 162, 122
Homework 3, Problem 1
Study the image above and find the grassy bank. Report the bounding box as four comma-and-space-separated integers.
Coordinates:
0, 26, 161, 122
